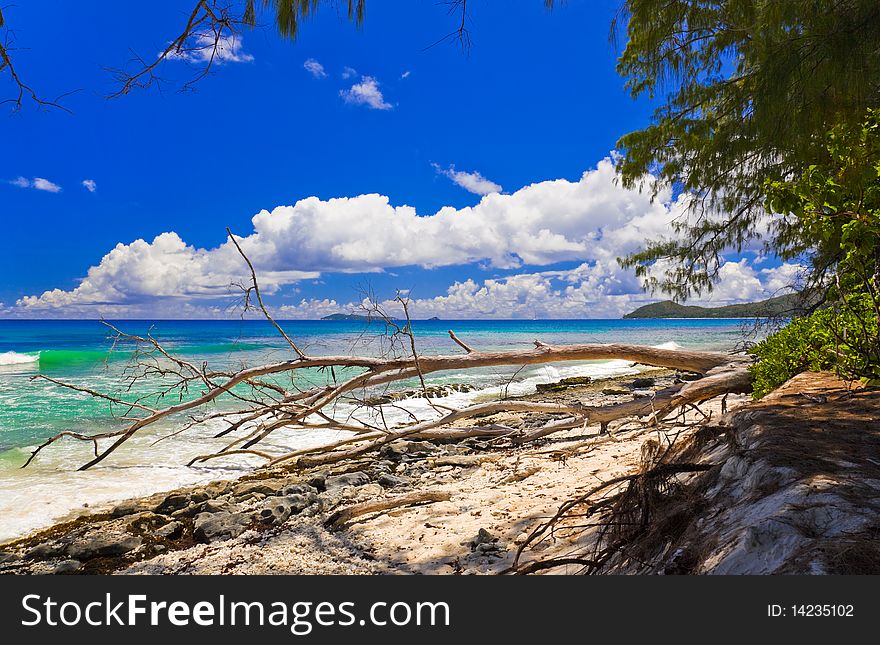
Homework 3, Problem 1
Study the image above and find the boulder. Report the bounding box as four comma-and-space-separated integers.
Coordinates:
560, 376, 592, 386
154, 493, 190, 515
193, 511, 253, 543
535, 382, 568, 393
0, 551, 20, 564
153, 521, 183, 540
110, 498, 155, 518
50, 560, 82, 575
281, 483, 318, 497
254, 493, 316, 526
25, 542, 68, 560
325, 471, 371, 492
125, 512, 168, 532
66, 534, 142, 560
602, 387, 631, 396
377, 473, 411, 488
631, 377, 656, 389
232, 479, 287, 499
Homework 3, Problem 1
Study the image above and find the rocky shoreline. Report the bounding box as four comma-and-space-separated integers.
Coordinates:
0, 367, 727, 575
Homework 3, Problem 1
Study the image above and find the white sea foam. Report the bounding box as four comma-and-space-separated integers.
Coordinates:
0, 351, 40, 366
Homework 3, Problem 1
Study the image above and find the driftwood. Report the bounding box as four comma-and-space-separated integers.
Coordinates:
324, 491, 452, 529
22, 230, 753, 473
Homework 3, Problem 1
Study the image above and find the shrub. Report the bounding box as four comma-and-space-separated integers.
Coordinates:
749, 297, 880, 398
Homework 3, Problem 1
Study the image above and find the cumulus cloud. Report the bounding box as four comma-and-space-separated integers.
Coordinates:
33, 178, 62, 193
11, 177, 62, 192
168, 33, 254, 64
341, 66, 358, 79
434, 164, 502, 195
18, 232, 318, 311
16, 156, 793, 317
340, 76, 392, 110
82, 179, 97, 193
18, 157, 684, 310
303, 58, 327, 78
274, 260, 804, 320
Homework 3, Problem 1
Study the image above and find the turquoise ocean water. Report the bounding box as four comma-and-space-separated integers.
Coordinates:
0, 318, 751, 541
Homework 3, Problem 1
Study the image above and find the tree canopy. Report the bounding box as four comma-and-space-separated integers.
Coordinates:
615, 0, 880, 300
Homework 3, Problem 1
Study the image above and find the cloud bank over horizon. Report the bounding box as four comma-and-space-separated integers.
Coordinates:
12, 157, 800, 319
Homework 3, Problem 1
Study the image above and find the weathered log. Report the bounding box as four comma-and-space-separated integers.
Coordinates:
324, 491, 452, 529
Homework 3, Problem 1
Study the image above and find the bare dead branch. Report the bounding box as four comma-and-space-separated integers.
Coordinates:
325, 491, 452, 529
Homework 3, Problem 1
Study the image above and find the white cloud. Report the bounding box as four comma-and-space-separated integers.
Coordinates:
434, 164, 502, 195
342, 66, 358, 79
340, 76, 392, 110
168, 33, 254, 64
82, 179, 97, 193
18, 232, 317, 310
34, 178, 62, 193
18, 157, 683, 310
16, 156, 794, 317
303, 58, 327, 78
9, 177, 62, 192
275, 259, 804, 321
400, 70, 411, 79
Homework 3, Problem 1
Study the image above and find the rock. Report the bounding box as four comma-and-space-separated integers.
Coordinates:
325, 471, 371, 492
535, 382, 568, 393
434, 455, 484, 468
377, 473, 411, 488
232, 479, 286, 499
380, 440, 438, 461
630, 377, 656, 389
0, 551, 20, 564
281, 483, 317, 497
154, 493, 190, 515
124, 512, 168, 532
560, 376, 592, 386
513, 532, 530, 545
308, 474, 327, 491
602, 387, 631, 396
471, 528, 497, 548
193, 511, 253, 543
111, 498, 155, 518
355, 484, 384, 499
67, 534, 142, 560
255, 493, 316, 526
50, 560, 82, 575
25, 542, 67, 560
469, 529, 506, 557
154, 521, 183, 540
171, 502, 208, 519
677, 372, 703, 381
189, 491, 210, 504
201, 498, 237, 514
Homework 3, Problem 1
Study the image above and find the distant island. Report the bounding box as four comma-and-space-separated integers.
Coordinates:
623, 293, 808, 319
320, 313, 373, 321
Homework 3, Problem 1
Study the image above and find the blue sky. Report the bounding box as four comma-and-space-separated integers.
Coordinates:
0, 1, 796, 319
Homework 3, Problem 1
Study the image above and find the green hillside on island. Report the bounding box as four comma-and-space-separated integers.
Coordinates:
623, 293, 807, 319
320, 313, 372, 321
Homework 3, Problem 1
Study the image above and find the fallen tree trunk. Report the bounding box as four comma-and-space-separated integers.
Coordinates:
27, 330, 749, 472
324, 491, 452, 529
